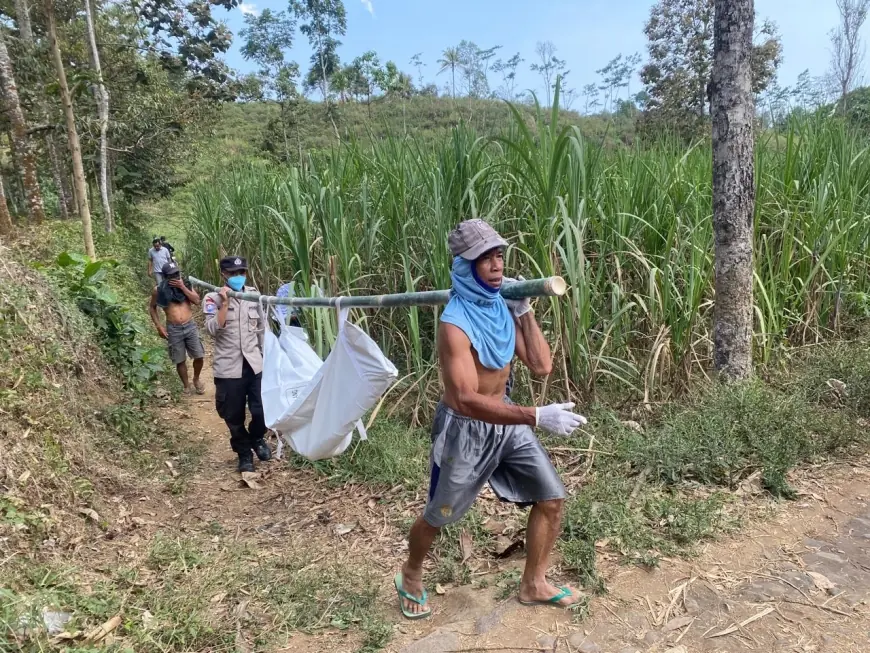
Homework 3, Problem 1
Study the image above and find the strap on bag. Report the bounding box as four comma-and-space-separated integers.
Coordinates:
335, 297, 367, 442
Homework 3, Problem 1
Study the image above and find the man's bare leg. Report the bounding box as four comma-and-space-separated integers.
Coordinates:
400, 516, 440, 614
192, 357, 204, 392
176, 361, 190, 390
518, 499, 580, 605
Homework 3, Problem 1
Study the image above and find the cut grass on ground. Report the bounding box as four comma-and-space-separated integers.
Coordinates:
1, 535, 389, 652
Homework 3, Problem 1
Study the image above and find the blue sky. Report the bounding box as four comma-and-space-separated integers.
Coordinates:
216, 0, 865, 103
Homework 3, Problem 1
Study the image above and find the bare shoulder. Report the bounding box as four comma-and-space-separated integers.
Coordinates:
438, 322, 472, 352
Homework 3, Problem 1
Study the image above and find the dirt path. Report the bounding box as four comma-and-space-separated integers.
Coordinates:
164, 358, 870, 653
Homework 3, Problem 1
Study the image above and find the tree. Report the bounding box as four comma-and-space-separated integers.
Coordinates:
240, 8, 300, 161
136, 0, 240, 101
291, 0, 347, 106
711, 0, 755, 380
12, 0, 72, 220
640, 0, 782, 139
83, 0, 113, 232
492, 52, 523, 100
582, 83, 600, 114
530, 41, 567, 106
456, 41, 485, 97
476, 44, 501, 97
437, 46, 461, 99
44, 0, 94, 258
830, 0, 870, 113
597, 54, 629, 112
409, 52, 425, 90
792, 69, 832, 109
351, 50, 381, 108
0, 28, 44, 224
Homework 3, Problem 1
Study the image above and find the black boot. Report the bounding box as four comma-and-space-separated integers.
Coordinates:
237, 450, 255, 473
253, 439, 272, 462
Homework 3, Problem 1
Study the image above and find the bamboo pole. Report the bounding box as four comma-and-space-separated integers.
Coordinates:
188, 276, 567, 309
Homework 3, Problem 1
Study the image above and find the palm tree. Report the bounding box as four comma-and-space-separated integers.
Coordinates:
437, 47, 461, 98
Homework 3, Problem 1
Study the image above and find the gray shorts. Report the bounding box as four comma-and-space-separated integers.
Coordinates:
154, 272, 164, 286
167, 320, 204, 365
423, 402, 566, 528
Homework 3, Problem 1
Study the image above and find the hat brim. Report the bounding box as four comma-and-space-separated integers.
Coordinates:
223, 266, 248, 273
457, 236, 509, 260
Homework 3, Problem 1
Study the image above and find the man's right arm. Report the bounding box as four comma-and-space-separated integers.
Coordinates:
439, 323, 536, 426
148, 288, 167, 338
147, 252, 153, 277
204, 289, 229, 335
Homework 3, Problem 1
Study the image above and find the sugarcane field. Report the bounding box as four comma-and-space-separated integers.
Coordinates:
5, 1, 870, 652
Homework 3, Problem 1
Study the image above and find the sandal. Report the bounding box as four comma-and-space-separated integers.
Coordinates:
518, 586, 578, 607
394, 572, 431, 620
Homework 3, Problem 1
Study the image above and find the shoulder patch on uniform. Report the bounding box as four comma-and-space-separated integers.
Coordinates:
204, 297, 217, 314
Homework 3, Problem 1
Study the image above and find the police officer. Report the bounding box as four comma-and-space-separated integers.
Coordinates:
204, 256, 272, 472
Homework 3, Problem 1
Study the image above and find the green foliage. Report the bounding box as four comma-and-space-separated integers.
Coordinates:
625, 381, 861, 495
844, 86, 870, 130
640, 0, 782, 140
50, 251, 165, 395
185, 100, 870, 405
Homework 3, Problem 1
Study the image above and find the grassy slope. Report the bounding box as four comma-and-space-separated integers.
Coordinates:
203, 97, 636, 165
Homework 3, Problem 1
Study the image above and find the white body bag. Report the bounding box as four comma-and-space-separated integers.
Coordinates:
261, 307, 398, 461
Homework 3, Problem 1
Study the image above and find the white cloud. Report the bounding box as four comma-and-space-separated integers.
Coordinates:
239, 2, 260, 17
360, 0, 374, 16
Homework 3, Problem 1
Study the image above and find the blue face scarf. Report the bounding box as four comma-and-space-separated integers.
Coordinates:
440, 257, 515, 370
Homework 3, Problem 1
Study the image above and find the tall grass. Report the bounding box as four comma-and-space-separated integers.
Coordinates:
185, 96, 870, 407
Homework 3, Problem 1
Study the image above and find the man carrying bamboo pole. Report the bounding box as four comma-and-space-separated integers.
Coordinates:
203, 256, 271, 473
396, 219, 587, 618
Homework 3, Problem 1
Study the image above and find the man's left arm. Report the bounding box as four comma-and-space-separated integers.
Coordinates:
168, 278, 201, 305
505, 278, 552, 377
514, 311, 553, 377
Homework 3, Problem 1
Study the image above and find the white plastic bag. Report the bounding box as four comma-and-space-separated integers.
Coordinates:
262, 307, 398, 461
261, 323, 321, 431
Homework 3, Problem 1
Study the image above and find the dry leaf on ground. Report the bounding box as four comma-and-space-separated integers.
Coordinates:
460, 529, 473, 563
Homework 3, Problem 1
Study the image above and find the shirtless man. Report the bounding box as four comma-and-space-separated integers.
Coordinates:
148, 261, 206, 394
395, 219, 588, 618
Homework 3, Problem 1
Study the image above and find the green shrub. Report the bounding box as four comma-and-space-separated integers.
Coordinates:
49, 251, 165, 395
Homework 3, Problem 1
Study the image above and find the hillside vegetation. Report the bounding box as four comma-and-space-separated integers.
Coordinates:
206, 96, 637, 164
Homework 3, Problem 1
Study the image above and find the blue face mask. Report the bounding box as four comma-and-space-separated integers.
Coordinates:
227, 275, 246, 292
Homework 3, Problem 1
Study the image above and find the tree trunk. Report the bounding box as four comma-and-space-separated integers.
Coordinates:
13, 0, 32, 43
16, 0, 71, 220
0, 31, 45, 224
711, 0, 755, 380
45, 0, 95, 258
46, 133, 69, 220
83, 0, 112, 232
0, 174, 12, 237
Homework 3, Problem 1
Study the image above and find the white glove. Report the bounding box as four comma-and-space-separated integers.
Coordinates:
502, 276, 531, 318
535, 402, 588, 436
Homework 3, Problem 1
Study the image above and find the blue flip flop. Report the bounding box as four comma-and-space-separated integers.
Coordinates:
518, 585, 575, 607
394, 572, 431, 619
